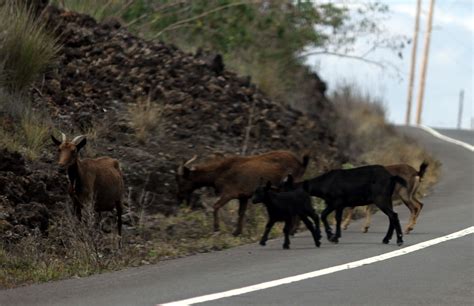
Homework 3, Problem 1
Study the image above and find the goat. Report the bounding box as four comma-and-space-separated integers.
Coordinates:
342, 162, 428, 234
176, 150, 309, 236
252, 178, 321, 249
282, 165, 407, 246
51, 133, 124, 235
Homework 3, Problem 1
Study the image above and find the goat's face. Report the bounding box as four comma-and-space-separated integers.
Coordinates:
175, 155, 198, 205
51, 134, 87, 172
252, 181, 272, 204
175, 169, 194, 205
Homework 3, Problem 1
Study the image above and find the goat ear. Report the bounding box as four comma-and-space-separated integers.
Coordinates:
76, 138, 87, 152
51, 135, 61, 146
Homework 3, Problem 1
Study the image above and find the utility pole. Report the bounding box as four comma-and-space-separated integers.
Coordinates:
405, 0, 422, 125
457, 89, 464, 129
416, 0, 436, 125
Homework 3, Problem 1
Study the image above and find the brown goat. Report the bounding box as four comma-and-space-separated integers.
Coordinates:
342, 162, 428, 234
51, 133, 124, 235
176, 150, 309, 236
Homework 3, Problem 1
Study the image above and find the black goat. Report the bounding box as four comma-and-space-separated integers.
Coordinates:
282, 165, 407, 246
252, 180, 321, 249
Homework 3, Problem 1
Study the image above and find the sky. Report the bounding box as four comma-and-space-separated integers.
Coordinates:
306, 0, 473, 129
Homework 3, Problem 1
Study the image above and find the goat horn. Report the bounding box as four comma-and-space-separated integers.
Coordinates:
183, 155, 198, 167
71, 135, 86, 145
61, 132, 67, 143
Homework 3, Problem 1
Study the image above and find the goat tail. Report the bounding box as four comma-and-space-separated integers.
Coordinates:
418, 162, 429, 179
391, 175, 407, 188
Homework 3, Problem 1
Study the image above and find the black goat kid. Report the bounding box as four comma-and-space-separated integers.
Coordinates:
252, 180, 321, 249
283, 166, 407, 246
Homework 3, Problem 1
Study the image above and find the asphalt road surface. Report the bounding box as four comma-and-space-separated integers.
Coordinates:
434, 128, 474, 145
1, 127, 473, 306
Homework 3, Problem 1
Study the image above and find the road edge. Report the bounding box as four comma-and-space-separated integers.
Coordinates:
417, 125, 474, 151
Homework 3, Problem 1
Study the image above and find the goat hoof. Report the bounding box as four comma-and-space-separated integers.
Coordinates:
315, 241, 321, 248
283, 244, 290, 249
382, 238, 390, 244
362, 227, 369, 233
259, 241, 266, 246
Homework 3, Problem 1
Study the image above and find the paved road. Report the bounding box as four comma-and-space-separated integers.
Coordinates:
1, 127, 473, 306
434, 128, 474, 145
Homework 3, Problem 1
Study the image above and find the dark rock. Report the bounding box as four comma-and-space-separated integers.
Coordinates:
14, 202, 50, 234
0, 148, 27, 175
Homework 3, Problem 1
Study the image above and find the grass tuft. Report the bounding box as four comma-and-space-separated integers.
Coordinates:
129, 96, 163, 143
0, 2, 60, 93
20, 110, 50, 160
331, 83, 441, 196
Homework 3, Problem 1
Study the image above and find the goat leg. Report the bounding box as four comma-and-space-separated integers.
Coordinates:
362, 205, 373, 233
342, 207, 354, 230
329, 208, 343, 243
212, 196, 231, 232
260, 220, 275, 246
116, 201, 123, 237
282, 220, 292, 249
321, 206, 335, 240
393, 212, 404, 246
301, 215, 321, 247
379, 204, 396, 244
233, 198, 248, 236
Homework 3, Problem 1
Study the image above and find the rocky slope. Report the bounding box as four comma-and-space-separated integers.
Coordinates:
1, 6, 341, 239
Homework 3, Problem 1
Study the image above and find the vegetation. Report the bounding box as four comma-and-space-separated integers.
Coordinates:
0, 0, 440, 288
52, 0, 405, 110
51, 0, 130, 21
0, 2, 60, 93
0, 2, 59, 160
0, 202, 278, 288
128, 96, 163, 143
331, 84, 441, 193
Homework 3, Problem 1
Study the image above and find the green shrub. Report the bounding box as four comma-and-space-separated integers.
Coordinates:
0, 3, 60, 93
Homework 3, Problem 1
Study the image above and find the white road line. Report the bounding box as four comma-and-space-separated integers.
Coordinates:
159, 127, 474, 306
417, 125, 474, 151
159, 226, 474, 306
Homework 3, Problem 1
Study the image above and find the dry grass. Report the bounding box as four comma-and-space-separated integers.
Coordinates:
331, 84, 441, 223
0, 193, 283, 288
51, 0, 130, 21
331, 84, 441, 194
0, 94, 51, 161
0, 201, 128, 288
0, 2, 60, 93
20, 110, 50, 160
128, 97, 163, 143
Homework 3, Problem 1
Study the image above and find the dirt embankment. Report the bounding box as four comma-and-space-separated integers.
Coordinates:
0, 6, 341, 239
